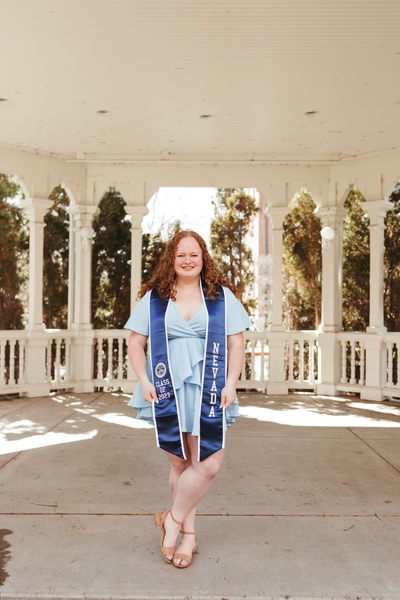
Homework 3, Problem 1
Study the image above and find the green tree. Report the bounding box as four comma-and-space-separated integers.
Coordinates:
209, 188, 258, 314
141, 221, 182, 288
92, 189, 132, 328
0, 174, 27, 329
282, 190, 321, 329
384, 184, 400, 331
342, 188, 370, 331
43, 186, 70, 328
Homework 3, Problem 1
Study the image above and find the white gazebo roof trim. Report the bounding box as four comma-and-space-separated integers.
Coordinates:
1, 0, 400, 164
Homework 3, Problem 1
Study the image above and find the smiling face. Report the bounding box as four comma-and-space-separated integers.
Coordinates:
174, 236, 203, 282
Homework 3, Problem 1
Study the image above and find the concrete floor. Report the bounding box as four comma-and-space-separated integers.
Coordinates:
1, 390, 400, 600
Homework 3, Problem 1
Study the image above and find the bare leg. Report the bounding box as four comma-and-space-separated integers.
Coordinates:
163, 435, 196, 561
166, 453, 197, 534
162, 433, 225, 566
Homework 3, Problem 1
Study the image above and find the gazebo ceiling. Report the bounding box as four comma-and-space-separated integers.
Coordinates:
1, 0, 400, 164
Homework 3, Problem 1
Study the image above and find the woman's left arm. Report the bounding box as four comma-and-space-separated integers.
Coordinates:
220, 331, 245, 409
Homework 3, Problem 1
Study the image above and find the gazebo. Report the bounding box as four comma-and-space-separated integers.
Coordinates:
1, 0, 400, 401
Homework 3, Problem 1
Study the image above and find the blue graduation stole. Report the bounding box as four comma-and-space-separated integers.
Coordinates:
149, 285, 227, 462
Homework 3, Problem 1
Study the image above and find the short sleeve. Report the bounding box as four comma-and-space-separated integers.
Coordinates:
224, 287, 253, 335
124, 291, 150, 335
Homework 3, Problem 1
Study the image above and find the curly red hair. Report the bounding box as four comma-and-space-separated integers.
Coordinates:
138, 230, 234, 300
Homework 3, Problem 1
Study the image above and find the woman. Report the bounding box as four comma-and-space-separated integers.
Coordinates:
125, 230, 251, 568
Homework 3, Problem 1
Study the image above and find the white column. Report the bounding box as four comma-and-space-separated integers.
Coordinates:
265, 206, 290, 394
318, 207, 346, 333
123, 205, 148, 312
66, 206, 76, 329
20, 197, 53, 330
361, 199, 392, 401
123, 205, 148, 393
20, 197, 53, 397
266, 206, 290, 331
364, 199, 392, 333
69, 204, 97, 393
70, 206, 97, 327
316, 207, 346, 396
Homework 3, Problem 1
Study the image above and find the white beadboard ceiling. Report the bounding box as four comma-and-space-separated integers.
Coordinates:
1, 0, 400, 163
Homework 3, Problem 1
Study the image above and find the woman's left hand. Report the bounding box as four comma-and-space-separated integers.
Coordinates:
220, 383, 237, 409
220, 332, 245, 409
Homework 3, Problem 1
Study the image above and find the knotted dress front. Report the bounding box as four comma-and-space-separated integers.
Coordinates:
124, 286, 252, 435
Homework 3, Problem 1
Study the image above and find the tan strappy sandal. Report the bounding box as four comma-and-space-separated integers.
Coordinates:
154, 510, 182, 564
173, 530, 198, 569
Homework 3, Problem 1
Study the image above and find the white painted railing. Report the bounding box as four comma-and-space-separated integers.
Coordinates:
1, 328, 400, 400
286, 330, 318, 390
93, 330, 128, 390
337, 332, 366, 393
0, 331, 27, 395
384, 332, 400, 398
334, 331, 400, 399
241, 330, 269, 390
45, 330, 75, 390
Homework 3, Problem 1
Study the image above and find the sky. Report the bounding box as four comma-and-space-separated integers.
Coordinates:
142, 187, 217, 243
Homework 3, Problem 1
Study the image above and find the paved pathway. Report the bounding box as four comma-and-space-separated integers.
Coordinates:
1, 391, 400, 599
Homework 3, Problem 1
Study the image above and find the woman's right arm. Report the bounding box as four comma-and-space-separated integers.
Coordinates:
127, 331, 158, 403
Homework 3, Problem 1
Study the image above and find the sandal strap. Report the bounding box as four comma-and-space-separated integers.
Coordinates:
173, 552, 191, 562
181, 530, 195, 535
169, 510, 183, 526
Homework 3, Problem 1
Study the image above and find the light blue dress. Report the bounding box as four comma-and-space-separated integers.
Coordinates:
124, 287, 252, 435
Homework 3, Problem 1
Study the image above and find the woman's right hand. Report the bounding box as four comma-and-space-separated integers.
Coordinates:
127, 332, 158, 403
141, 380, 158, 404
